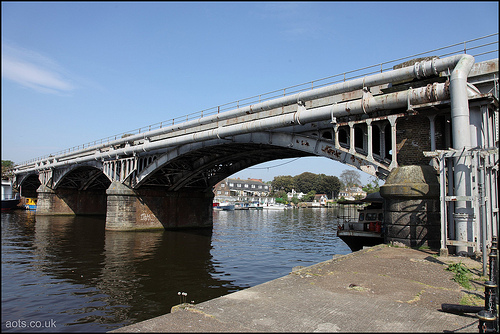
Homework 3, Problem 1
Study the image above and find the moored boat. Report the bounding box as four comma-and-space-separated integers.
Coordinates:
24, 197, 37, 210
234, 202, 250, 210
214, 202, 235, 211
1, 179, 20, 211
248, 202, 263, 210
337, 192, 384, 251
263, 203, 292, 210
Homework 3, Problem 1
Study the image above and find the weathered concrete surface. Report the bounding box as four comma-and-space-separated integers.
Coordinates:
381, 165, 441, 248
106, 181, 213, 231
380, 165, 440, 199
36, 184, 106, 215
111, 245, 483, 332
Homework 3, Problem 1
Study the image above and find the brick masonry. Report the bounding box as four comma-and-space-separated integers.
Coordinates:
395, 112, 450, 166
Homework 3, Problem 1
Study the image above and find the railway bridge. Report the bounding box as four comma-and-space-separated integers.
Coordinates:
12, 37, 499, 256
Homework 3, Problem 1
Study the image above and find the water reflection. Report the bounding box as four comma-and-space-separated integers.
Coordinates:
210, 209, 351, 288
2, 208, 351, 332
2, 212, 237, 332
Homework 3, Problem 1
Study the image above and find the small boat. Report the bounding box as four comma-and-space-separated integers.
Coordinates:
1, 179, 20, 211
248, 202, 263, 210
24, 197, 37, 210
337, 192, 384, 251
215, 202, 235, 211
234, 202, 250, 210
263, 203, 292, 210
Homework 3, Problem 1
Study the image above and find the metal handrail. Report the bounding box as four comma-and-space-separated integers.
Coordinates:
17, 33, 498, 166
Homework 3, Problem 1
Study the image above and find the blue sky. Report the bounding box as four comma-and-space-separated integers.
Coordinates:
2, 1, 498, 184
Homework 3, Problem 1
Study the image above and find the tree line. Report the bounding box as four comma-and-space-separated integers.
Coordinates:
270, 172, 341, 201
1, 160, 15, 179
270, 169, 379, 203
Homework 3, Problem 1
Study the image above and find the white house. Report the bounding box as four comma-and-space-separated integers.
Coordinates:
213, 178, 270, 203
287, 189, 305, 200
337, 186, 367, 200
313, 194, 328, 206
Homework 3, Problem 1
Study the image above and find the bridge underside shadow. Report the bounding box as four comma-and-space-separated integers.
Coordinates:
105, 131, 390, 231
107, 136, 317, 231
136, 142, 313, 191
133, 131, 389, 191
37, 166, 110, 216
22, 130, 391, 231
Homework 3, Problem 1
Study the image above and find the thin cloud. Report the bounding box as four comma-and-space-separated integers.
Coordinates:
1, 43, 76, 94
255, 3, 321, 40
259, 2, 302, 20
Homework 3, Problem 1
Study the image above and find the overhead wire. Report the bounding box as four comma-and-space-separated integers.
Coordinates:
247, 158, 302, 170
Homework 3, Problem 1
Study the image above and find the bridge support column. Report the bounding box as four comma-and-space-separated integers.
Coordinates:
388, 115, 398, 169
380, 165, 441, 249
348, 121, 355, 154
36, 184, 107, 215
105, 181, 213, 231
366, 119, 374, 161
333, 124, 340, 149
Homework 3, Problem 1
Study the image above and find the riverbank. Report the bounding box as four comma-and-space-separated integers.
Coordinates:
111, 244, 484, 332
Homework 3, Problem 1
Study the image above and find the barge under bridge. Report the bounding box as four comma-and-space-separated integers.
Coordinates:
12, 36, 499, 257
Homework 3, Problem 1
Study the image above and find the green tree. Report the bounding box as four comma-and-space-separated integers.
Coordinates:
2, 160, 15, 179
294, 172, 316, 194
274, 190, 288, 204
313, 174, 341, 199
302, 190, 316, 202
290, 196, 300, 205
362, 176, 380, 194
271, 175, 295, 193
271, 172, 341, 199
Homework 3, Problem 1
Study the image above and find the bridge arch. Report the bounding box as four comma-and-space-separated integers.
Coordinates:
132, 131, 393, 191
34, 164, 109, 216
52, 165, 111, 191
17, 173, 41, 198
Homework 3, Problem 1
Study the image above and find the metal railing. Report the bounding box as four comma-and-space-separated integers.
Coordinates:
17, 33, 498, 167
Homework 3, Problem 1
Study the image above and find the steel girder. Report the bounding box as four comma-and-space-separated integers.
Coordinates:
131, 130, 393, 192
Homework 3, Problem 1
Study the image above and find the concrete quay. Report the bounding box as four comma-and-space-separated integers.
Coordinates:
112, 244, 484, 332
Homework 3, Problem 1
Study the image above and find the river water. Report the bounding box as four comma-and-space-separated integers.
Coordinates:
2, 208, 352, 332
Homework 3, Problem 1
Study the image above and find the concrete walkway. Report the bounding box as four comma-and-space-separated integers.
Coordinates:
112, 245, 484, 332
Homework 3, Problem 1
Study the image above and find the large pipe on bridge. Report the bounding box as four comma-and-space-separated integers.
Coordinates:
449, 54, 475, 254
18, 81, 451, 168
18, 54, 471, 170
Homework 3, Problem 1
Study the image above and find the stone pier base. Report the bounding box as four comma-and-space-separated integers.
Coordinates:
380, 165, 441, 249
105, 181, 214, 231
36, 184, 107, 215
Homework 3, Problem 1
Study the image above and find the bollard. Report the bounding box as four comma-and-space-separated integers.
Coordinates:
489, 240, 497, 284
484, 282, 497, 314
477, 281, 498, 333
477, 309, 497, 333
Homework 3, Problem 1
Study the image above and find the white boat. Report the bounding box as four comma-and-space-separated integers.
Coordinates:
234, 202, 250, 210
215, 202, 235, 211
248, 202, 263, 210
263, 203, 292, 210
337, 192, 384, 251
1, 179, 20, 211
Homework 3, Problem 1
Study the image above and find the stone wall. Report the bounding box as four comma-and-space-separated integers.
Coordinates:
106, 182, 213, 231
380, 165, 441, 249
36, 184, 106, 216
395, 113, 449, 167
